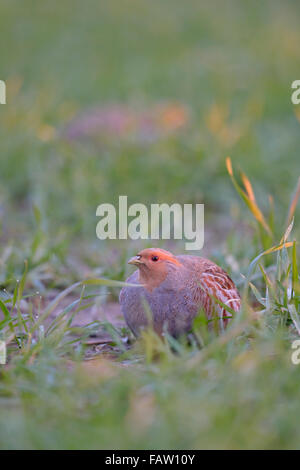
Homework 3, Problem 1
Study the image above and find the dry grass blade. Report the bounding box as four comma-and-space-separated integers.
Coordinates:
280, 218, 294, 244
226, 157, 272, 237
241, 171, 256, 202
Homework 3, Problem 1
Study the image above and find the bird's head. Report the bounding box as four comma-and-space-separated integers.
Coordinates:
128, 248, 181, 290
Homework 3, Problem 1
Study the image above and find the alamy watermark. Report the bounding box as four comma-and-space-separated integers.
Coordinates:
96, 196, 204, 250
291, 80, 300, 105
0, 80, 6, 104
291, 340, 300, 365
0, 340, 6, 365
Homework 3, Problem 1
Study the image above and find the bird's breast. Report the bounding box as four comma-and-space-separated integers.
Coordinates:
120, 272, 198, 337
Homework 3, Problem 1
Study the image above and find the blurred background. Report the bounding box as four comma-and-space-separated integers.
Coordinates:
1, 0, 299, 266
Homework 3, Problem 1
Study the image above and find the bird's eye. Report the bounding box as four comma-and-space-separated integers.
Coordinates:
151, 255, 159, 262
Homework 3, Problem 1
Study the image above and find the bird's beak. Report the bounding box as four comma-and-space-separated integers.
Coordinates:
128, 256, 142, 266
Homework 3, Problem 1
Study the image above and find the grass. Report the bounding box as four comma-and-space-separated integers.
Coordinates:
0, 0, 300, 449
0, 161, 299, 449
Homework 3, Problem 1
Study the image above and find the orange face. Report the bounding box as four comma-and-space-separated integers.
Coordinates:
128, 248, 181, 271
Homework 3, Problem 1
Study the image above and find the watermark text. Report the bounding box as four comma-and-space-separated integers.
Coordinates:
291, 339, 300, 365
0, 80, 6, 104
0, 341, 6, 365
96, 196, 204, 250
291, 80, 300, 105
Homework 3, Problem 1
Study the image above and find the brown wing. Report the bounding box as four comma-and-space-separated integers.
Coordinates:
178, 256, 240, 329
199, 264, 240, 328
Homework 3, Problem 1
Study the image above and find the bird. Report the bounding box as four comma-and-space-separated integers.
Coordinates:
119, 248, 240, 337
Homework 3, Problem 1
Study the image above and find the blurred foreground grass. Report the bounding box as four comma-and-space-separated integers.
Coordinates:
0, 0, 300, 450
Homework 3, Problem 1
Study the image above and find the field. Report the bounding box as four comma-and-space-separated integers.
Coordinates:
0, 0, 300, 449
